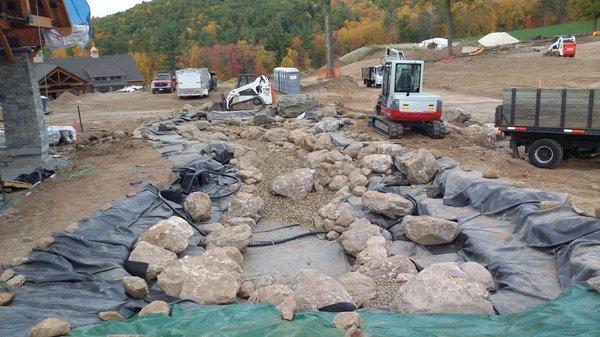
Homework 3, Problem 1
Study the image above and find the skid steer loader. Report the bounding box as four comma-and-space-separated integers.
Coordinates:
368, 49, 445, 139
222, 75, 273, 111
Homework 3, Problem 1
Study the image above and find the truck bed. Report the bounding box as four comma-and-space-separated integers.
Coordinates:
497, 89, 600, 132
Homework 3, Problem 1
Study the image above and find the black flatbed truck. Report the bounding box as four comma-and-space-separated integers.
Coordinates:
495, 88, 600, 168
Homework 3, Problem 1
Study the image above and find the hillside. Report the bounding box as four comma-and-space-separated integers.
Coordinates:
90, 0, 591, 80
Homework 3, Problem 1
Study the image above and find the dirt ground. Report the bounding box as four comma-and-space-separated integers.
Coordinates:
1, 38, 599, 263
0, 91, 217, 264
303, 39, 600, 215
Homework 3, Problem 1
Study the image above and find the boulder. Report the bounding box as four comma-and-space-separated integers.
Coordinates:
337, 272, 377, 308
354, 255, 417, 279
271, 168, 315, 199
361, 154, 393, 174
204, 224, 252, 252
183, 192, 212, 222
249, 284, 297, 320
343, 142, 364, 159
333, 312, 363, 330
99, 311, 124, 322
226, 217, 257, 228
357, 142, 403, 160
482, 169, 499, 179
394, 149, 438, 184
29, 318, 70, 337
253, 113, 274, 125
292, 269, 355, 311
352, 186, 367, 196
137, 216, 194, 254
313, 133, 333, 151
128, 241, 178, 280
329, 175, 349, 191
198, 222, 225, 235
391, 262, 494, 314
464, 123, 501, 149
262, 128, 290, 143
539, 200, 561, 210
403, 215, 461, 245
226, 193, 265, 221
0, 292, 14, 306
0, 269, 14, 282
460, 262, 495, 291
207, 246, 244, 266
157, 251, 241, 305
6, 275, 25, 291
339, 220, 383, 256
238, 281, 255, 299
276, 94, 318, 118
362, 191, 414, 219
314, 117, 345, 134
122, 276, 149, 299
139, 301, 170, 316
587, 276, 600, 292
349, 171, 368, 189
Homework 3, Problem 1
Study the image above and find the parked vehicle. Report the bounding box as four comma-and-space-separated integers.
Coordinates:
544, 35, 576, 57
495, 88, 599, 168
151, 72, 175, 94
175, 68, 212, 98
362, 65, 383, 87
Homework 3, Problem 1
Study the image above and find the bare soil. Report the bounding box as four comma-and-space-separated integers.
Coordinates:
1, 39, 599, 264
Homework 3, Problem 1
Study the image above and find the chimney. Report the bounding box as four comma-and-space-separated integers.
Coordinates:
90, 46, 99, 59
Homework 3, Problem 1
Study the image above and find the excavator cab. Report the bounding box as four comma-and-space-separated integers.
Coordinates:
371, 59, 445, 139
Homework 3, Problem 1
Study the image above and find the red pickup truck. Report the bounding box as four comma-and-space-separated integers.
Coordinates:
151, 72, 175, 94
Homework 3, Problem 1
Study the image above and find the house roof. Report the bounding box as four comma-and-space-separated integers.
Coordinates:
34, 54, 144, 84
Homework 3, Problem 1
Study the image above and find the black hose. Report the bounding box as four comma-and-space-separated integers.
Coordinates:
248, 231, 329, 247
252, 223, 300, 234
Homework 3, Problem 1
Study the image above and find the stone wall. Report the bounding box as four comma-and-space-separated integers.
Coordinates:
0, 52, 48, 156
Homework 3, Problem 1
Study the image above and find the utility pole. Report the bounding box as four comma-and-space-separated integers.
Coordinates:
323, 0, 335, 78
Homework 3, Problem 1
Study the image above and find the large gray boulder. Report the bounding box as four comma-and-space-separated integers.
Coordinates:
183, 192, 212, 221
403, 215, 461, 245
337, 272, 377, 308
204, 224, 253, 252
361, 154, 393, 173
29, 318, 70, 337
391, 262, 494, 314
249, 284, 297, 320
122, 276, 149, 299
128, 241, 177, 280
157, 249, 242, 304
271, 168, 315, 199
226, 192, 265, 221
394, 149, 438, 184
292, 269, 354, 311
587, 276, 600, 292
460, 262, 495, 291
339, 219, 383, 256
137, 216, 194, 254
276, 94, 318, 118
362, 191, 414, 219
354, 255, 418, 279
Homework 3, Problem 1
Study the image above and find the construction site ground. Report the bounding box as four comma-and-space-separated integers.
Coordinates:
0, 40, 599, 264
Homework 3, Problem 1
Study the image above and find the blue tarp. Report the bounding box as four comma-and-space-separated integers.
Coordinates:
65, 0, 91, 27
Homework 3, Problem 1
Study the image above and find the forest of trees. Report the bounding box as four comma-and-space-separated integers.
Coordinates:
72, 0, 596, 82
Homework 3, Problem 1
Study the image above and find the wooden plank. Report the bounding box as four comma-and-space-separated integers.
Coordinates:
588, 90, 595, 129
19, 0, 32, 15
40, 0, 55, 20
510, 89, 516, 124
0, 30, 16, 62
28, 15, 53, 29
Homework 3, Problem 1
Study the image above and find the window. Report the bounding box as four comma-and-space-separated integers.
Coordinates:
394, 63, 421, 93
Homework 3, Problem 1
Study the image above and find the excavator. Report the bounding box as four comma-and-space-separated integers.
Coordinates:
368, 47, 445, 139
222, 75, 273, 111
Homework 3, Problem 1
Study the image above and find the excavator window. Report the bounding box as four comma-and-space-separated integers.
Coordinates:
394, 63, 421, 93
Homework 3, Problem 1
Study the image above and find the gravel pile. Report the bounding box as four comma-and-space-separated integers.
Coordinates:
366, 278, 398, 308
232, 139, 335, 227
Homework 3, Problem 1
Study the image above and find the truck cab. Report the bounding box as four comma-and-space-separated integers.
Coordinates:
151, 72, 175, 94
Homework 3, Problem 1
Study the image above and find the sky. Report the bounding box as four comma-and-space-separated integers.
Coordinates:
88, 0, 153, 18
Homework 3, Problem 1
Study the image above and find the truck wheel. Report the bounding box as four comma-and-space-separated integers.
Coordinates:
528, 139, 563, 169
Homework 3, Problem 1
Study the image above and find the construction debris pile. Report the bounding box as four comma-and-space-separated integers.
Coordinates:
1, 94, 599, 337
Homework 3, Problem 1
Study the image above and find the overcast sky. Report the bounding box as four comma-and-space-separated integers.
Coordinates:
88, 0, 153, 18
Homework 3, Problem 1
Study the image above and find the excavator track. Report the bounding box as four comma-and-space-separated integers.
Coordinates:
368, 115, 404, 138
412, 120, 446, 139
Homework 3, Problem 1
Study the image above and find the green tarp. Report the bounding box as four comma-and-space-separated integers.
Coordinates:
71, 285, 600, 337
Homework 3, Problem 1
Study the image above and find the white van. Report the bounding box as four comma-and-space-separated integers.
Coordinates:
175, 68, 211, 98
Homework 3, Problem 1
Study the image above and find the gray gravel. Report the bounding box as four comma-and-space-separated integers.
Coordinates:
231, 139, 335, 227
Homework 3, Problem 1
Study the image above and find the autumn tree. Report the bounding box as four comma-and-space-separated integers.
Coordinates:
572, 0, 600, 30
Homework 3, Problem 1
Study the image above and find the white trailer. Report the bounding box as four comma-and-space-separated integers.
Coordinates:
175, 68, 211, 98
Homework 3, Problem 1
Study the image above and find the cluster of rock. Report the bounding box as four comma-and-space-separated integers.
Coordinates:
0, 265, 25, 307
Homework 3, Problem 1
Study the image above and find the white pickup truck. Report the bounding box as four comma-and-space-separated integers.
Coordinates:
175, 68, 211, 98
